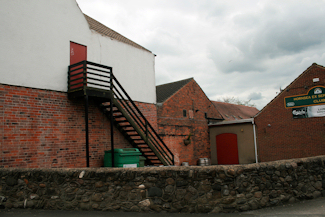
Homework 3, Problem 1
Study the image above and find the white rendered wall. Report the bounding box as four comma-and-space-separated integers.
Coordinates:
0, 0, 156, 104
88, 32, 156, 104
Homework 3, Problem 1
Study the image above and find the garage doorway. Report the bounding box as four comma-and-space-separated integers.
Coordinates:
216, 133, 239, 164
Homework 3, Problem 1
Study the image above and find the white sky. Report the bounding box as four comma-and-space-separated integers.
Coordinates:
76, 0, 325, 110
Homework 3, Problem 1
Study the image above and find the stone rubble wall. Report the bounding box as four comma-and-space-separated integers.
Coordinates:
0, 155, 325, 213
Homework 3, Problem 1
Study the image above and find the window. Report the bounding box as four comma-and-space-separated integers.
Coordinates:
183, 110, 187, 117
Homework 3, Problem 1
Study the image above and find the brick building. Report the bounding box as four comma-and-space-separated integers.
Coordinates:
0, 1, 170, 168
156, 78, 223, 165
254, 63, 325, 162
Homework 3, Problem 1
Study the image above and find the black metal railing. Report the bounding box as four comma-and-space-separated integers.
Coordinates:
68, 61, 112, 92
68, 61, 174, 166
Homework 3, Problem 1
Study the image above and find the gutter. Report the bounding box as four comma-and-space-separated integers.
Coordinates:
208, 118, 254, 126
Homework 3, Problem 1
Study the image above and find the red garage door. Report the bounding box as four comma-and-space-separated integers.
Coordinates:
216, 133, 239, 164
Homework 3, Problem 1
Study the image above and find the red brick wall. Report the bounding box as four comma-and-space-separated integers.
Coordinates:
134, 101, 158, 131
255, 64, 325, 162
157, 80, 223, 166
0, 84, 157, 168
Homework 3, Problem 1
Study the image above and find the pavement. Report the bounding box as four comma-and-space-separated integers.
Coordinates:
1, 197, 325, 217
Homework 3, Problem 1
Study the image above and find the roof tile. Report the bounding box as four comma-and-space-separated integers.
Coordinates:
84, 14, 151, 53
212, 101, 259, 121
156, 78, 193, 103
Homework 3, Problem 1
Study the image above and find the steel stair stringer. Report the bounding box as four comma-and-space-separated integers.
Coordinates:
99, 96, 168, 166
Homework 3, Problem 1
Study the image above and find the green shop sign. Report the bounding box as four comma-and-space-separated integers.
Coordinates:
284, 86, 325, 109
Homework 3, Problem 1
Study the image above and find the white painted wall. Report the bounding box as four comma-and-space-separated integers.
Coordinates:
0, 0, 156, 104
88, 31, 156, 103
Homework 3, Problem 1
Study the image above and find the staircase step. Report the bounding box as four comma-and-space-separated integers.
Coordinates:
143, 152, 156, 156
130, 137, 141, 141
100, 102, 114, 106
126, 132, 138, 136
146, 156, 159, 160
102, 109, 118, 114
113, 114, 124, 118
98, 97, 173, 166
101, 104, 118, 109
132, 138, 144, 141
129, 135, 141, 138
115, 118, 127, 122
133, 138, 144, 141
133, 140, 144, 143
115, 119, 129, 123
151, 161, 163, 164
137, 144, 149, 148
123, 127, 135, 130
100, 103, 110, 107
140, 148, 152, 152
150, 160, 162, 163
104, 108, 118, 112
118, 122, 131, 127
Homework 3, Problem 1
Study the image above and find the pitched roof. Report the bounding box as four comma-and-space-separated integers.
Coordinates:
254, 63, 325, 117
84, 14, 152, 53
212, 101, 259, 121
156, 78, 193, 103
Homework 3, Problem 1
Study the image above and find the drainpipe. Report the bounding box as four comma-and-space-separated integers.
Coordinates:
85, 95, 89, 167
252, 119, 258, 163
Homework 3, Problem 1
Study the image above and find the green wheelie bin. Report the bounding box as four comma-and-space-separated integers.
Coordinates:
104, 148, 142, 168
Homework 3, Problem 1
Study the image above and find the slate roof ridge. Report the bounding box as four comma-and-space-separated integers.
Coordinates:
156, 78, 194, 103
254, 63, 325, 117
84, 14, 152, 53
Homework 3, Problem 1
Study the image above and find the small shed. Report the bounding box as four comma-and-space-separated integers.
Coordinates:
209, 119, 258, 165
209, 101, 259, 165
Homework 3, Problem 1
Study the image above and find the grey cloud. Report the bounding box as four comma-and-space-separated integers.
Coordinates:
207, 43, 268, 74
209, 3, 325, 73
208, 1, 325, 75
145, 29, 185, 56
77, 0, 325, 110
248, 92, 262, 100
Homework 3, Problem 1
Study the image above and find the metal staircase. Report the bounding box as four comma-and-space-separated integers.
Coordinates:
68, 61, 174, 166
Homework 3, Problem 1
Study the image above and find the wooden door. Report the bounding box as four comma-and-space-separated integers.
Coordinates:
70, 42, 87, 65
70, 42, 87, 89
216, 133, 239, 164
